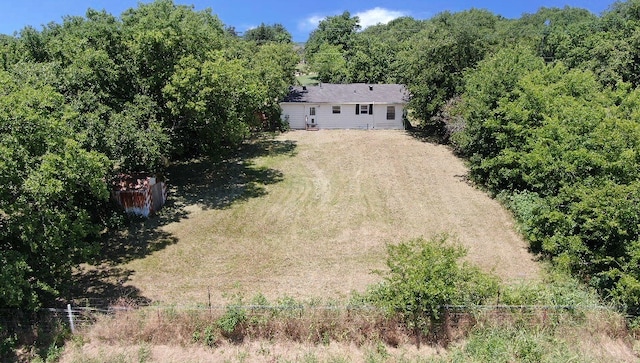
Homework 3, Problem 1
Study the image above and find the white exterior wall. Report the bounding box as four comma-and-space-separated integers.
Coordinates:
281, 103, 405, 130
371, 104, 404, 130
315, 104, 367, 129
280, 104, 306, 129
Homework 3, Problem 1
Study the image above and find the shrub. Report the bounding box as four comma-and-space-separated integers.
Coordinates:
217, 304, 247, 341
368, 235, 498, 346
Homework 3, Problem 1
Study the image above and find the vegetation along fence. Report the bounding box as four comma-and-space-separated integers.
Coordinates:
4, 300, 632, 337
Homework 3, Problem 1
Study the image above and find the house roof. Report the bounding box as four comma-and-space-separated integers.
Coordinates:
282, 83, 409, 104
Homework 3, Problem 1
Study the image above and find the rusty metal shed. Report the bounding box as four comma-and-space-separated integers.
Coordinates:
111, 174, 167, 217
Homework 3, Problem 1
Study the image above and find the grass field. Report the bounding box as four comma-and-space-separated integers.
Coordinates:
296, 72, 319, 86
61, 130, 640, 363
85, 130, 539, 306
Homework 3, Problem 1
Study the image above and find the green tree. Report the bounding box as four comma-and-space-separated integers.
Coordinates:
347, 34, 394, 83
0, 70, 110, 309
244, 23, 292, 45
504, 6, 597, 60
305, 11, 360, 60
106, 95, 168, 171
456, 47, 640, 309
452, 46, 545, 159
29, 9, 170, 173
399, 9, 502, 122
310, 43, 348, 83
250, 42, 299, 129
370, 236, 497, 347
163, 51, 266, 155
0, 35, 19, 71
121, 0, 225, 111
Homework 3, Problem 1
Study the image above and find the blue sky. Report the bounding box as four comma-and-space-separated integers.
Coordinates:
0, 0, 615, 42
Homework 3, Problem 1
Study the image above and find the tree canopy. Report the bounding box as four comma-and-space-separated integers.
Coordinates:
0, 0, 298, 310
5, 0, 640, 319
244, 23, 292, 44
302, 1, 640, 311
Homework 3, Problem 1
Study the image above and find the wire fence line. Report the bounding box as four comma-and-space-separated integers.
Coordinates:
36, 302, 623, 316
1, 300, 630, 337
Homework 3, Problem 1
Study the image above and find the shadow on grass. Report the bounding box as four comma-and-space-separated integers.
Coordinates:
70, 136, 297, 303
405, 123, 449, 145
168, 137, 296, 211
70, 266, 151, 307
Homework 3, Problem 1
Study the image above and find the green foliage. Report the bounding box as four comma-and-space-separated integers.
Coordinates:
0, 326, 16, 361
451, 46, 545, 157
274, 295, 304, 318
31, 342, 65, 363
163, 51, 258, 155
499, 272, 601, 308
0, 0, 298, 313
369, 236, 498, 337
303, 9, 503, 122
453, 12, 640, 309
217, 302, 247, 339
399, 9, 503, 122
105, 95, 168, 171
249, 42, 300, 130
244, 23, 292, 45
121, 0, 225, 104
192, 324, 218, 347
0, 69, 110, 308
305, 11, 360, 59
448, 326, 576, 363
310, 44, 349, 83
343, 30, 399, 84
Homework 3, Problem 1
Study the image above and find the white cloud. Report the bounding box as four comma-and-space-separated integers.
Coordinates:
298, 8, 407, 34
298, 15, 325, 32
355, 7, 408, 29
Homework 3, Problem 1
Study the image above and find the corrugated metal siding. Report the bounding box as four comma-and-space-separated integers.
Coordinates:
150, 181, 167, 213
112, 176, 167, 217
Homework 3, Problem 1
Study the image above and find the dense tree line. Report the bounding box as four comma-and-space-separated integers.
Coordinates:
304, 0, 640, 310
0, 0, 298, 311
4, 0, 640, 320
453, 1, 640, 311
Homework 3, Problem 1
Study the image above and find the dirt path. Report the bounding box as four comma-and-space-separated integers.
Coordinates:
123, 130, 539, 305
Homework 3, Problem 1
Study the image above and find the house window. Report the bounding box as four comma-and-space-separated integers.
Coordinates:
386, 106, 396, 120
360, 104, 369, 114
309, 107, 316, 116
332, 106, 341, 114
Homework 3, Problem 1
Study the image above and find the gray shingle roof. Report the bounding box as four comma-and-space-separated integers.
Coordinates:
282, 83, 409, 104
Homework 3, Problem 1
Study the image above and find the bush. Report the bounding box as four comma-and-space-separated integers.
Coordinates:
367, 235, 498, 346
217, 296, 248, 342
0, 326, 16, 361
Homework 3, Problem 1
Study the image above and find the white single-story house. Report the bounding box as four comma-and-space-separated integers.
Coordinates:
280, 83, 409, 130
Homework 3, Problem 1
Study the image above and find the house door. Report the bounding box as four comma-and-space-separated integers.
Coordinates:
307, 106, 317, 126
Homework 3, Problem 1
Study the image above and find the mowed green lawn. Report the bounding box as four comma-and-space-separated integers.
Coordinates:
108, 130, 539, 305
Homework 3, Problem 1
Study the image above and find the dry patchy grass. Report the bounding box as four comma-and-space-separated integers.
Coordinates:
109, 130, 539, 306
58, 304, 639, 363
59, 304, 443, 363
61, 130, 640, 363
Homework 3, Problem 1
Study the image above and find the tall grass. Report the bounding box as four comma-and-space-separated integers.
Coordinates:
86, 295, 410, 349
69, 273, 639, 363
